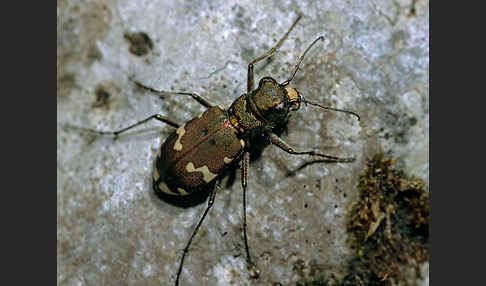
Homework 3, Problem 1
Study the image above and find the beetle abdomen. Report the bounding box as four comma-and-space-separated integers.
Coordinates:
153, 106, 244, 196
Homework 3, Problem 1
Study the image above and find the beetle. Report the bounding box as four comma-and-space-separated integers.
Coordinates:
79, 14, 359, 286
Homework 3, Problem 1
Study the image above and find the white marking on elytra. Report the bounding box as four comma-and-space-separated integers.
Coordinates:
177, 188, 189, 195
185, 162, 217, 182
153, 166, 160, 181
224, 157, 233, 164
174, 124, 186, 151
159, 181, 179, 195
240, 139, 245, 148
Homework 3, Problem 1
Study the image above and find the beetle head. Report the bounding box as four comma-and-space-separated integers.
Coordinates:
249, 77, 303, 124
247, 36, 359, 125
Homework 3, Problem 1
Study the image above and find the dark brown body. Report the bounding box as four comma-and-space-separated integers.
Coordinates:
153, 106, 244, 196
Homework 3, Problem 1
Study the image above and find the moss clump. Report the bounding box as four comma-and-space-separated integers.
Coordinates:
343, 153, 429, 285
271, 154, 428, 286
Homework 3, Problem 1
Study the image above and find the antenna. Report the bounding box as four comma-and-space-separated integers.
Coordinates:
303, 99, 360, 121
281, 36, 324, 86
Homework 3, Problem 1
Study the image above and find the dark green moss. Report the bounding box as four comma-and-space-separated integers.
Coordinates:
344, 153, 429, 285
269, 154, 428, 286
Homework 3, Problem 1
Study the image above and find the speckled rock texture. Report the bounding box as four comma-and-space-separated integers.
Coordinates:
58, 0, 429, 285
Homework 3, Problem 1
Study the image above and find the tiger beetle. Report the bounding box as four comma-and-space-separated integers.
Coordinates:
79, 14, 359, 286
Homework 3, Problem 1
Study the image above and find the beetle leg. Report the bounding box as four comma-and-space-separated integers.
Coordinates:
247, 14, 302, 93
241, 151, 251, 263
67, 114, 180, 138
133, 79, 213, 108
267, 132, 356, 162
175, 188, 217, 286
241, 151, 260, 278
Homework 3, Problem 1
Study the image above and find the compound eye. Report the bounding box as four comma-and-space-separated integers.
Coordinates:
289, 99, 301, 111
289, 103, 300, 111
284, 87, 301, 111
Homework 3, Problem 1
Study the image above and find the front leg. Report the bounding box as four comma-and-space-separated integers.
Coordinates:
267, 132, 355, 162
